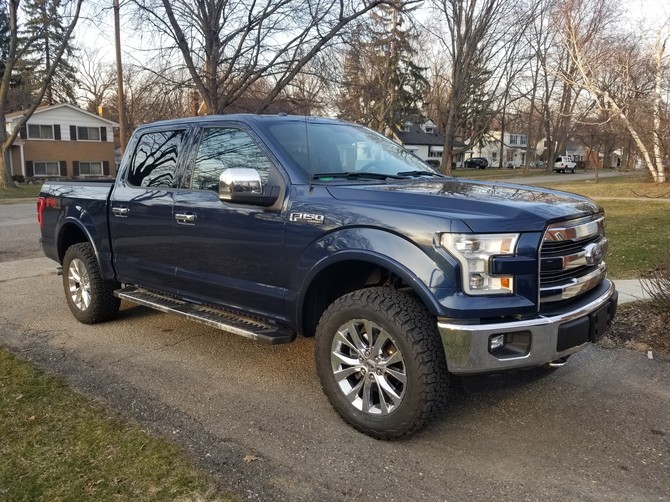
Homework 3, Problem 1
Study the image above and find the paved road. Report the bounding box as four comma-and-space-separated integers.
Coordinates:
0, 201, 42, 263
1, 202, 668, 501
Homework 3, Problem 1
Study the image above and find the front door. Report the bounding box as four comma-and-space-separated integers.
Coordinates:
173, 126, 287, 320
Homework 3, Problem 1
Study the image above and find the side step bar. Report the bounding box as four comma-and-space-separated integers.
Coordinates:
114, 287, 296, 345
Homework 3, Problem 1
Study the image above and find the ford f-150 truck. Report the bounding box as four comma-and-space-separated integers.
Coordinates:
38, 114, 617, 439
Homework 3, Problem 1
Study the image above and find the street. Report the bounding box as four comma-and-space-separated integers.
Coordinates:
0, 202, 668, 501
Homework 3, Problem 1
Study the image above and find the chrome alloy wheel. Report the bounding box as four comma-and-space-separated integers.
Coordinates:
330, 319, 407, 415
67, 258, 92, 311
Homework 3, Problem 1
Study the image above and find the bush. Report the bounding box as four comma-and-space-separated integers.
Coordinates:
12, 175, 25, 183
641, 251, 670, 314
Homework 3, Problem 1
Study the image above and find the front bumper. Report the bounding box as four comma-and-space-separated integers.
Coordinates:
438, 280, 617, 375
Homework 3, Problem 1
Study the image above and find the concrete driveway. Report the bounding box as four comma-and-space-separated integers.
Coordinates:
1, 203, 668, 501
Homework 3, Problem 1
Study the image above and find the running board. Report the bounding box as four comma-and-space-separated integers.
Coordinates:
114, 287, 296, 344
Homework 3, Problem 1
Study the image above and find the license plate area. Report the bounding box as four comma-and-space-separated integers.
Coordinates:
589, 303, 612, 342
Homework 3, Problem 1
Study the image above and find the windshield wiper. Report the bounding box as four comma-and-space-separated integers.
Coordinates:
312, 172, 404, 181
397, 170, 446, 178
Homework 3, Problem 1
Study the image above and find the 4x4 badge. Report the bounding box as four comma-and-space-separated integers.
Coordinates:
290, 213, 324, 224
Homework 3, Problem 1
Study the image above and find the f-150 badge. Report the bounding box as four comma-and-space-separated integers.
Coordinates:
289, 213, 324, 224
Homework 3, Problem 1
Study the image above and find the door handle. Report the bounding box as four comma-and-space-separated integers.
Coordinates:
112, 206, 129, 217
175, 213, 196, 224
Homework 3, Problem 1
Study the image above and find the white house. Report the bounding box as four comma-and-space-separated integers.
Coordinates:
468, 131, 529, 168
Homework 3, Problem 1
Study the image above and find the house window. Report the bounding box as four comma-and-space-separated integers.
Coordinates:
509, 134, 518, 145
28, 124, 54, 140
79, 161, 103, 176
77, 126, 101, 141
33, 161, 60, 176
519, 135, 528, 146
491, 151, 498, 160
428, 150, 442, 158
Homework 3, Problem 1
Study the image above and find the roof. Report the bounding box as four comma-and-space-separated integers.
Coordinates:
394, 124, 445, 146
5, 103, 118, 127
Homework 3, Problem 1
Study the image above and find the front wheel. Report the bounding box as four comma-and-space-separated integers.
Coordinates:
314, 288, 449, 439
63, 242, 120, 324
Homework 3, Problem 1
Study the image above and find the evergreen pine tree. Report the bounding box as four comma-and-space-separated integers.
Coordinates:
1, 0, 10, 78
337, 2, 428, 134
23, 0, 79, 105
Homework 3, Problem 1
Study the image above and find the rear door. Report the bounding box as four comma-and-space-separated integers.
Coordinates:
172, 125, 287, 320
110, 127, 188, 293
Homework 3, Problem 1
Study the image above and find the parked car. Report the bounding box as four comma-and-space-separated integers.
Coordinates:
553, 156, 577, 173
37, 114, 616, 439
464, 157, 488, 169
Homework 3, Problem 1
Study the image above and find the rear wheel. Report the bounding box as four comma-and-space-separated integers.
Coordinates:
63, 242, 120, 324
314, 288, 449, 439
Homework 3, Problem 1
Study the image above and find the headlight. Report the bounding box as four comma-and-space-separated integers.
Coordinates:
441, 233, 519, 295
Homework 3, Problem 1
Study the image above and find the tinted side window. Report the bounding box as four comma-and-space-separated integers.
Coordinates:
127, 130, 185, 188
191, 128, 273, 191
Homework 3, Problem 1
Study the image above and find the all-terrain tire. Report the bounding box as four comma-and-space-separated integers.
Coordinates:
62, 242, 120, 324
314, 287, 449, 439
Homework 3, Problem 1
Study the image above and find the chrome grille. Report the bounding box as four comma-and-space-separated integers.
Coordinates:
540, 216, 607, 304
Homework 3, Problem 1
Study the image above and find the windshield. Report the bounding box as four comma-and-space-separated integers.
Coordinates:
265, 120, 440, 180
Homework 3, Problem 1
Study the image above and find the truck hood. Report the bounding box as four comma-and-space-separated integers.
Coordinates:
326, 178, 601, 233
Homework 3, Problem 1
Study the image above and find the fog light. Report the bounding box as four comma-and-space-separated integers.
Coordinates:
488, 331, 532, 359
489, 334, 506, 351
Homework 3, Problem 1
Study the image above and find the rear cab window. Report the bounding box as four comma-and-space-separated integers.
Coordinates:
126, 129, 186, 188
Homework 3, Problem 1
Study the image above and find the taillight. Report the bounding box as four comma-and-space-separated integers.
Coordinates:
37, 196, 45, 228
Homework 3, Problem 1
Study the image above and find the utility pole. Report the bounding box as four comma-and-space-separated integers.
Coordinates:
113, 0, 128, 153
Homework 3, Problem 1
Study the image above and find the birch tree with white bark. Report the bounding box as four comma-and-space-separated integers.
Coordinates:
558, 0, 668, 182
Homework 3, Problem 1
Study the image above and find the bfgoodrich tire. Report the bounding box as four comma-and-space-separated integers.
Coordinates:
62, 242, 120, 324
314, 288, 449, 439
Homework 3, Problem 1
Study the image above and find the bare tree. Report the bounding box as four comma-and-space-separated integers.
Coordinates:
76, 46, 115, 113
426, 0, 530, 175
129, 0, 394, 115
103, 64, 190, 145
0, 0, 83, 189
559, 0, 668, 182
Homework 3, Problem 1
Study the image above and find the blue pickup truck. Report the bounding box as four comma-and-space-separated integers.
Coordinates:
38, 114, 617, 438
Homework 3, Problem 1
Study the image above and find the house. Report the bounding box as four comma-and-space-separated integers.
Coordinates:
469, 131, 529, 168
5, 103, 118, 179
392, 120, 467, 167
535, 138, 588, 165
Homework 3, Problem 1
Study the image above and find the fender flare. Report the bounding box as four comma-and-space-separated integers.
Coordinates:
294, 227, 457, 324
56, 207, 114, 281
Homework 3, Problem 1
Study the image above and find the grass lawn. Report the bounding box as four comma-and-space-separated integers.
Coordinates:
538, 175, 669, 279
0, 184, 42, 200
0, 350, 228, 501
591, 199, 669, 279
452, 167, 547, 180
537, 173, 669, 199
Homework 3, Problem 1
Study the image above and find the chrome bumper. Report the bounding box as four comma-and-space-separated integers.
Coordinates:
438, 281, 617, 375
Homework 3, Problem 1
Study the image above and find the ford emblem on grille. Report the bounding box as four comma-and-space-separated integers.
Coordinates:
584, 242, 604, 265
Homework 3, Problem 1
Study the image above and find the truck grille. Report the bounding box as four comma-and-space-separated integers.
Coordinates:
540, 216, 607, 304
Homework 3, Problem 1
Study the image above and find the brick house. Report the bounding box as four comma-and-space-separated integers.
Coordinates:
5, 103, 117, 179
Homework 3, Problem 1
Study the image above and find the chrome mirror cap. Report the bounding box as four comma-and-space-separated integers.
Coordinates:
219, 168, 262, 200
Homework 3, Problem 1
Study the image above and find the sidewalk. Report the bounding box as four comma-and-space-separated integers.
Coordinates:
613, 279, 652, 305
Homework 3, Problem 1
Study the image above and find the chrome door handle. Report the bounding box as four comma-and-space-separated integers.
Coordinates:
175, 213, 196, 224
112, 207, 129, 217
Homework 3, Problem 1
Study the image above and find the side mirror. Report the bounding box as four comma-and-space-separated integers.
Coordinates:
219, 168, 279, 207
